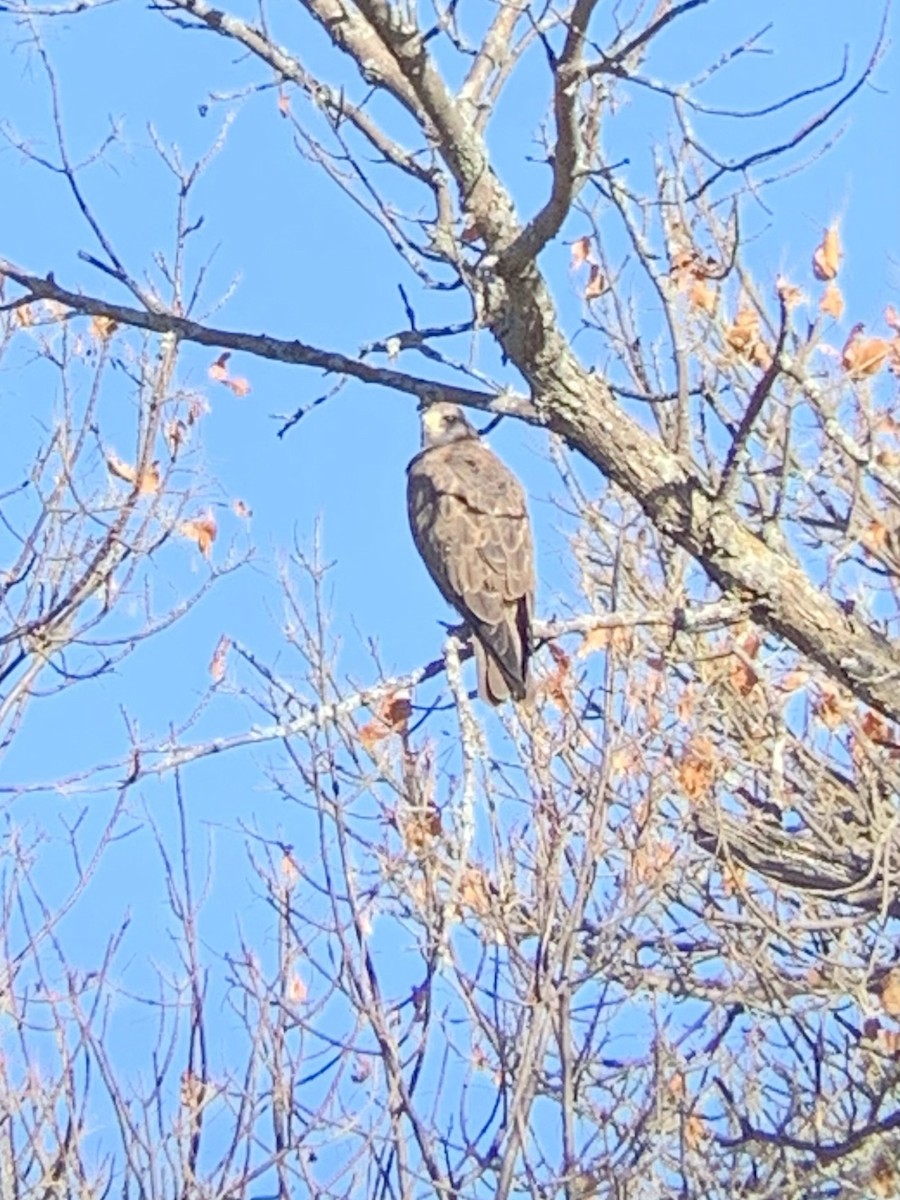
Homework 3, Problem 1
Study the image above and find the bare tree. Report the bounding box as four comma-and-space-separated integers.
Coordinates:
0, 1, 899, 1197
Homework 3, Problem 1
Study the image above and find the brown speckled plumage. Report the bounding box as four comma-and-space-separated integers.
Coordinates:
407, 403, 535, 704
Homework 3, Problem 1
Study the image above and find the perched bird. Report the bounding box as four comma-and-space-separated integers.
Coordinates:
407, 402, 535, 704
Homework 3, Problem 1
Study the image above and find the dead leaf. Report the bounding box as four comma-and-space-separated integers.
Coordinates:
232, 498, 252, 520
819, 281, 844, 320
842, 326, 891, 378
400, 803, 442, 853
872, 1153, 899, 1198
676, 737, 715, 801
886, 306, 900, 335
14, 304, 34, 328
287, 974, 307, 1004
578, 625, 611, 657
881, 968, 900, 1018
724, 304, 763, 360
861, 518, 891, 555
812, 224, 841, 281
814, 685, 844, 730
542, 642, 572, 710
458, 865, 492, 916
280, 850, 300, 889
689, 277, 716, 315
684, 1114, 705, 1151
570, 236, 592, 269
584, 264, 607, 300
278, 91, 290, 117
359, 692, 412, 750
209, 352, 231, 382
106, 454, 160, 495
90, 314, 119, 341
226, 376, 251, 398
180, 514, 217, 559
209, 635, 231, 683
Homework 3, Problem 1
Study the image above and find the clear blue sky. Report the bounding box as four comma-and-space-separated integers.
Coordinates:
0, 0, 897, 1182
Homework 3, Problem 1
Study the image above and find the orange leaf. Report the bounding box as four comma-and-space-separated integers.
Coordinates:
209, 352, 231, 382
812, 224, 841, 281
819, 281, 844, 320
90, 314, 119, 341
14, 304, 34, 328
399, 803, 442, 853
287, 974, 307, 1004
885, 306, 900, 335
106, 454, 160, 495
280, 850, 300, 888
881, 968, 900, 1018
209, 634, 231, 683
278, 91, 290, 117
689, 277, 716, 314
842, 326, 891, 378
861, 518, 891, 554
570, 236, 592, 269
584, 264, 607, 300
180, 514, 217, 559
226, 376, 251, 397
814, 686, 844, 730
724, 304, 760, 356
359, 692, 411, 750
676, 737, 715, 801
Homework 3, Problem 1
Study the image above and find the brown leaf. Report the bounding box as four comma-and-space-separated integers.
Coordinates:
842, 327, 891, 378
287, 974, 307, 1004
278, 91, 291, 117
676, 737, 715, 801
280, 850, 300, 889
180, 514, 217, 559
885, 306, 900, 335
570, 236, 592, 269
861, 518, 891, 555
400, 803, 442, 853
106, 454, 160, 495
90, 314, 119, 341
458, 865, 492, 916
14, 304, 34, 328
812, 224, 841, 281
226, 376, 251, 398
814, 685, 844, 730
881, 968, 900, 1018
689, 277, 716, 315
231, 498, 252, 519
209, 352, 231, 382
359, 692, 411, 750
584, 264, 607, 300
724, 304, 761, 357
819, 281, 844, 320
209, 634, 231, 683
684, 1114, 705, 1151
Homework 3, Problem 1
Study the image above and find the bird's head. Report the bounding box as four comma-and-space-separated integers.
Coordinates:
419, 402, 475, 448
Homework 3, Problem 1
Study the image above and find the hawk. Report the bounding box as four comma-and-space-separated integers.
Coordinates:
407, 402, 535, 705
